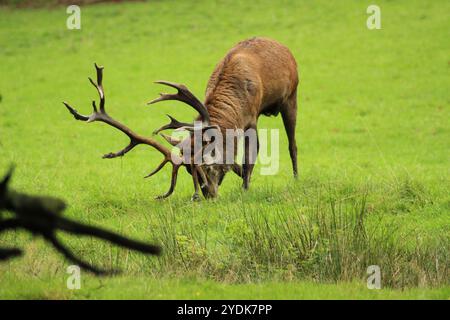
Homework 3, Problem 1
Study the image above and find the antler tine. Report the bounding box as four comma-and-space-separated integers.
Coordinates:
63, 102, 91, 121
176, 124, 220, 133
148, 80, 210, 124
88, 63, 105, 112
160, 133, 182, 147
153, 114, 192, 135
63, 63, 106, 122
155, 164, 180, 199
144, 159, 169, 178
144, 154, 182, 199
102, 141, 138, 159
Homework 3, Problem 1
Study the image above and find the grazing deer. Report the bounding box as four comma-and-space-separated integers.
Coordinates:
64, 37, 298, 200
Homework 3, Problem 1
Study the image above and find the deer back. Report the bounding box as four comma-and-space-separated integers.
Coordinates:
204, 37, 298, 129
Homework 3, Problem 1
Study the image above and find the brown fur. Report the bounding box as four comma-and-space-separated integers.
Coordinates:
205, 37, 298, 128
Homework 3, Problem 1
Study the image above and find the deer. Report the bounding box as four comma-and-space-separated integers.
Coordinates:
63, 37, 298, 200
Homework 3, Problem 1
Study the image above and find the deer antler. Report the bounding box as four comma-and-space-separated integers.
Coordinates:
63, 63, 184, 199
153, 114, 192, 135
148, 80, 210, 124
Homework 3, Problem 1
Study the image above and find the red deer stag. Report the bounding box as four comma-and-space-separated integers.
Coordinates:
64, 37, 298, 200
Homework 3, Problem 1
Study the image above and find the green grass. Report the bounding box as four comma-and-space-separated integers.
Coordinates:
0, 0, 449, 299
1, 275, 449, 299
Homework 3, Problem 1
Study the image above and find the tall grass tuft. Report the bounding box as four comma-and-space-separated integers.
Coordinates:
149, 182, 448, 288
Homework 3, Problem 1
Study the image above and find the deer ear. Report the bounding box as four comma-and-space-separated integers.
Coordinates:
0, 165, 14, 195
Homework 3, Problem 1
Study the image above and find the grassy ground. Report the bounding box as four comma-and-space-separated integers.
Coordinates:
0, 0, 449, 299
1, 275, 449, 300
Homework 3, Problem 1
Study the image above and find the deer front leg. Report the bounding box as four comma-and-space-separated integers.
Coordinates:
242, 125, 259, 190
191, 166, 201, 201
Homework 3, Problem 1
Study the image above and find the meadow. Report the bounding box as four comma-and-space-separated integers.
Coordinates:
0, 0, 449, 299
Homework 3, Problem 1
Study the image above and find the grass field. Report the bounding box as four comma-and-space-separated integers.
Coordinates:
0, 0, 449, 299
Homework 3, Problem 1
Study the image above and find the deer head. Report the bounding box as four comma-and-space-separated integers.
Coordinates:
148, 81, 247, 199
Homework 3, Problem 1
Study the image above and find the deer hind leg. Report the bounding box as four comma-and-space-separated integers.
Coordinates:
280, 90, 298, 178
242, 125, 259, 189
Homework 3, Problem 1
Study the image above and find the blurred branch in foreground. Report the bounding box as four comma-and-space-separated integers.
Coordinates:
0, 166, 161, 275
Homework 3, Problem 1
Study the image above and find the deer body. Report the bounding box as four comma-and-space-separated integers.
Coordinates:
64, 37, 299, 200
206, 37, 298, 129
200, 37, 299, 196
